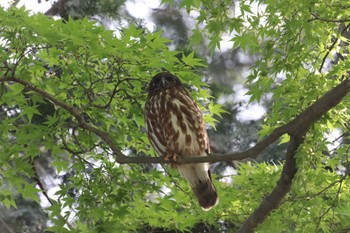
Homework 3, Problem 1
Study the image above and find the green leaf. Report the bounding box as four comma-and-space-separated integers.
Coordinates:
182, 51, 206, 67
3, 195, 17, 208
231, 32, 259, 53
19, 105, 41, 123
21, 183, 40, 202
279, 134, 290, 145
189, 27, 203, 47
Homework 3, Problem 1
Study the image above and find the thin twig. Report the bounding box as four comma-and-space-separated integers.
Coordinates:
309, 12, 350, 23
32, 158, 53, 205
318, 24, 350, 73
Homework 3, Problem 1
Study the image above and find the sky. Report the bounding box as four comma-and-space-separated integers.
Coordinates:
1, 0, 51, 12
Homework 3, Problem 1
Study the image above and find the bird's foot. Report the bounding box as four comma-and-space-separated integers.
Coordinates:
164, 154, 178, 167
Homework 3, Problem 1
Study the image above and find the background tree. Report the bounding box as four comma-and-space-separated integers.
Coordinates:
0, 0, 350, 233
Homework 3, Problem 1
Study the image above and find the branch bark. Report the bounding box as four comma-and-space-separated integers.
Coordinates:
238, 135, 300, 233
44, 0, 68, 17
237, 78, 350, 232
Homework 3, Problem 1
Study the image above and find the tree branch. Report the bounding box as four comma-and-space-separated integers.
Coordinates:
0, 77, 349, 166
44, 0, 67, 17
238, 135, 301, 233
309, 12, 350, 23
318, 24, 350, 73
0, 76, 349, 233
236, 79, 350, 232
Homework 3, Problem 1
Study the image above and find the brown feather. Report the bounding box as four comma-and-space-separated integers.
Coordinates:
144, 72, 219, 210
192, 171, 218, 210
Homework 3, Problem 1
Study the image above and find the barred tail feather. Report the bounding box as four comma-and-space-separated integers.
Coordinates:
177, 163, 219, 211
193, 174, 218, 211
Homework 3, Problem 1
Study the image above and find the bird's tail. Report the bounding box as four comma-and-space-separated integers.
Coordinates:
177, 163, 219, 211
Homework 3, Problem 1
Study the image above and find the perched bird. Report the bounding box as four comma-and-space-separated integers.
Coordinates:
144, 72, 218, 210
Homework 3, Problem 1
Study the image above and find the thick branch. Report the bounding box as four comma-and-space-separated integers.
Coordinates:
44, 0, 67, 17
0, 77, 349, 165
286, 78, 350, 135
238, 135, 301, 233
236, 79, 350, 232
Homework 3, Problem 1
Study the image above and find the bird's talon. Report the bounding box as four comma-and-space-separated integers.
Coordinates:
163, 154, 178, 165
163, 154, 171, 162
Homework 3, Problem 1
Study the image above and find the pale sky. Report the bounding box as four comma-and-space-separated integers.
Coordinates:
1, 0, 51, 12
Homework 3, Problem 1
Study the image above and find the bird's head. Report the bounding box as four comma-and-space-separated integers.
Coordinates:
147, 72, 182, 95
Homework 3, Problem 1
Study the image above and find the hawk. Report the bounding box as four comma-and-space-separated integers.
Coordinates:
144, 72, 218, 210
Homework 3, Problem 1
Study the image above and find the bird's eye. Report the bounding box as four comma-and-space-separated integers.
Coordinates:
152, 79, 159, 87
149, 78, 161, 91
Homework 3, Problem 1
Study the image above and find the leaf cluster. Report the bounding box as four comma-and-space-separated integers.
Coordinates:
0, 6, 224, 232
160, 0, 350, 232
0, 0, 350, 232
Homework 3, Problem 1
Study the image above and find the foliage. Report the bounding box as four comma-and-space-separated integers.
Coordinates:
161, 0, 350, 232
0, 5, 224, 232
0, 0, 350, 232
